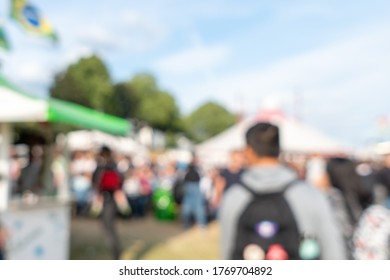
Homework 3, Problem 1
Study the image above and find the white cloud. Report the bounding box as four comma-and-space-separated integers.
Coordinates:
61, 45, 94, 65
277, 3, 333, 20
121, 10, 144, 27
153, 44, 230, 75
1, 52, 54, 92
119, 9, 169, 52
69, 10, 168, 54
17, 63, 51, 85
141, 0, 267, 25
77, 25, 121, 50
165, 25, 390, 145
174, 26, 390, 112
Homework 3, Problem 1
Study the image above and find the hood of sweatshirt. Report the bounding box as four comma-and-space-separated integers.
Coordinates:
240, 164, 298, 194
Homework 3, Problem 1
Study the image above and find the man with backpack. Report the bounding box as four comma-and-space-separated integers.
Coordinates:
219, 122, 347, 260
92, 146, 123, 259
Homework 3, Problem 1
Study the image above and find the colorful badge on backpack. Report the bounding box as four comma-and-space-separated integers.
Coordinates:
299, 238, 320, 260
243, 244, 265, 260
266, 244, 288, 260
255, 221, 279, 239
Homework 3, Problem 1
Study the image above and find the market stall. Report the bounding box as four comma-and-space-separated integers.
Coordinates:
0, 76, 131, 259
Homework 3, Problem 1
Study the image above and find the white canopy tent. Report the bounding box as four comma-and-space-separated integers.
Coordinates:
0, 76, 130, 211
0, 86, 47, 121
196, 109, 349, 167
67, 130, 149, 159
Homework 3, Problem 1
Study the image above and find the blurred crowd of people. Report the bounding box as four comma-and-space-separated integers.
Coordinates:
4, 123, 390, 260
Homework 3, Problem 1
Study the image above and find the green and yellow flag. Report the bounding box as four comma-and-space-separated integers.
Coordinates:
10, 0, 58, 42
0, 25, 10, 50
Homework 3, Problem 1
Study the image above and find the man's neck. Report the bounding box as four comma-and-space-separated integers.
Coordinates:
250, 157, 279, 167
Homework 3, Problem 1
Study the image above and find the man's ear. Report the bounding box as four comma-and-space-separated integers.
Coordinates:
244, 146, 255, 164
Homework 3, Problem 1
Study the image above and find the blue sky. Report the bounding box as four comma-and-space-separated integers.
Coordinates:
1, 0, 390, 147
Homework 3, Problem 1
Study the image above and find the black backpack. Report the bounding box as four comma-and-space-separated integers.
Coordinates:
173, 167, 201, 205
173, 171, 185, 205
231, 180, 320, 260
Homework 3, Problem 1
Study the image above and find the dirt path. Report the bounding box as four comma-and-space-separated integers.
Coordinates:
70, 215, 184, 260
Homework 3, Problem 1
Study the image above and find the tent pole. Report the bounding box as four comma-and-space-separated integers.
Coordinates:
0, 123, 11, 212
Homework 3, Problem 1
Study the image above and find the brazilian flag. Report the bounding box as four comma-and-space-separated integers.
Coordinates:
10, 0, 58, 42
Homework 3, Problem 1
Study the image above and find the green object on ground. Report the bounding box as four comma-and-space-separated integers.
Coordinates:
152, 188, 177, 221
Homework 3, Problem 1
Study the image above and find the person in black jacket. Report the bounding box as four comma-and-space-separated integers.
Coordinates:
377, 154, 390, 208
181, 159, 207, 229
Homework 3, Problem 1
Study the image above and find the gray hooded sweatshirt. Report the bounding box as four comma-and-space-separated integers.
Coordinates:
219, 164, 348, 260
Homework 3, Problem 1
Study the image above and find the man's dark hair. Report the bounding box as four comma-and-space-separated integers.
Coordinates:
100, 145, 112, 158
245, 122, 280, 157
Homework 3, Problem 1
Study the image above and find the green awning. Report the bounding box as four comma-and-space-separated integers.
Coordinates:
47, 99, 130, 135
0, 76, 131, 136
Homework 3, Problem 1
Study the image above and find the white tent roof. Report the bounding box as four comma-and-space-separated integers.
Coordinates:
67, 130, 149, 157
0, 85, 47, 122
280, 118, 346, 153
0, 77, 130, 135
196, 110, 348, 166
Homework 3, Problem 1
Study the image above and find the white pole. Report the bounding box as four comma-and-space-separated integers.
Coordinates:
0, 123, 11, 212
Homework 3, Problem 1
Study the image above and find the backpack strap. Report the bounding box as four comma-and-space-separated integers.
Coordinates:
240, 179, 299, 197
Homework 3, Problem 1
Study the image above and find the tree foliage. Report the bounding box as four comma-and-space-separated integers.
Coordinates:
48, 56, 236, 146
104, 82, 140, 119
185, 101, 236, 143
50, 55, 113, 111
125, 73, 181, 132
137, 91, 180, 131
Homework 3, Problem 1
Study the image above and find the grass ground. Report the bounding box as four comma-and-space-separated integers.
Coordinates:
70, 215, 220, 260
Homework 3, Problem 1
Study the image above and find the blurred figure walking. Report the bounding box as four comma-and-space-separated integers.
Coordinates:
352, 153, 390, 260
306, 157, 355, 258
93, 146, 123, 259
181, 159, 207, 229
352, 204, 390, 259
0, 222, 7, 260
326, 157, 367, 225
377, 153, 390, 208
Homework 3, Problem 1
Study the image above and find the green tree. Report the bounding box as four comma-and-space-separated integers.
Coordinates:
138, 91, 180, 131
185, 101, 236, 143
127, 73, 182, 132
104, 82, 140, 119
50, 55, 113, 111
130, 73, 159, 98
